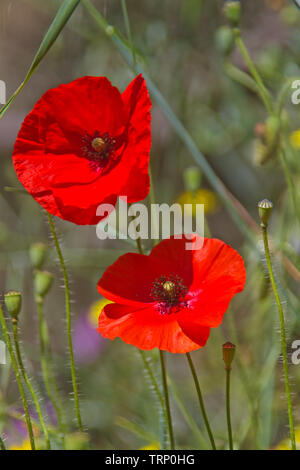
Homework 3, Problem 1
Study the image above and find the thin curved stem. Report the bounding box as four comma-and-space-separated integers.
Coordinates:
159, 350, 175, 450
12, 322, 50, 449
0, 306, 36, 450
233, 30, 300, 233
186, 352, 216, 450
226, 368, 233, 450
36, 297, 66, 439
261, 225, 296, 450
120, 0, 136, 70
47, 213, 82, 431
234, 29, 273, 115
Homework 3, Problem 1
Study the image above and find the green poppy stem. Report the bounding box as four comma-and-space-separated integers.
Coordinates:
135, 237, 174, 449
159, 350, 175, 450
226, 368, 233, 450
261, 224, 296, 450
47, 213, 83, 432
0, 305, 36, 450
234, 29, 273, 115
12, 321, 51, 449
120, 0, 136, 70
138, 350, 167, 421
36, 296, 66, 440
186, 352, 216, 450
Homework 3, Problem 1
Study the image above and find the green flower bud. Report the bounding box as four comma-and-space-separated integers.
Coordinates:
183, 166, 202, 192
223, 1, 241, 27
222, 342, 236, 370
4, 291, 22, 321
215, 26, 235, 56
258, 199, 273, 227
29, 242, 47, 269
34, 271, 54, 299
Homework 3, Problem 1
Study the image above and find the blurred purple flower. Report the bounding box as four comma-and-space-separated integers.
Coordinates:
73, 299, 109, 364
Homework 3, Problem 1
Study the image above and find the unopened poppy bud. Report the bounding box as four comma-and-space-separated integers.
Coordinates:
34, 270, 54, 299
29, 242, 47, 269
223, 1, 241, 27
215, 26, 235, 56
222, 342, 236, 370
258, 199, 273, 227
183, 166, 202, 192
4, 291, 22, 321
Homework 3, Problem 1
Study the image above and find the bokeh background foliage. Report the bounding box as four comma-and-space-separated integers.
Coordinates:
0, 0, 300, 450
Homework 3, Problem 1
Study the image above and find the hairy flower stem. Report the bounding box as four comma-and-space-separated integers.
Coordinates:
138, 350, 166, 420
0, 306, 36, 449
135, 238, 174, 449
36, 297, 66, 440
159, 350, 175, 450
186, 352, 216, 450
12, 321, 50, 449
226, 368, 233, 450
47, 213, 82, 432
261, 224, 296, 450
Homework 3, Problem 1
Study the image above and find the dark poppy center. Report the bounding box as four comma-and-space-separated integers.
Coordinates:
151, 274, 188, 315
82, 131, 116, 168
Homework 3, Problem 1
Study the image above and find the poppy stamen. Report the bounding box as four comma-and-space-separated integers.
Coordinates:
151, 274, 188, 315
91, 137, 106, 152
82, 131, 116, 168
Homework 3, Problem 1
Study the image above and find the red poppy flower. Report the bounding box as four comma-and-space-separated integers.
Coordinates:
12, 74, 151, 225
97, 235, 246, 353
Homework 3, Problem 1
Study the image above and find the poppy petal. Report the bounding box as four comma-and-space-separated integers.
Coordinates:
98, 303, 202, 353
98, 251, 176, 305
177, 318, 211, 347
185, 239, 246, 327
116, 74, 152, 202
149, 235, 196, 286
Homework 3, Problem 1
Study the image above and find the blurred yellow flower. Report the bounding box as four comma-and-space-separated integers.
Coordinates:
176, 189, 219, 217
289, 130, 300, 149
88, 298, 112, 328
9, 439, 32, 450
140, 441, 160, 450
274, 429, 300, 450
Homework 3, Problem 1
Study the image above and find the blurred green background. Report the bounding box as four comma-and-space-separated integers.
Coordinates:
0, 0, 300, 450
